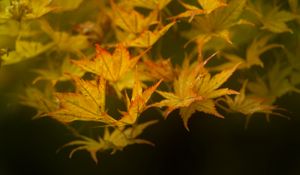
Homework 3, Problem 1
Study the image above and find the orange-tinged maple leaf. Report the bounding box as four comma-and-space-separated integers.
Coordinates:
154, 59, 239, 130
73, 44, 142, 90
143, 58, 176, 82
153, 59, 206, 118
119, 76, 162, 125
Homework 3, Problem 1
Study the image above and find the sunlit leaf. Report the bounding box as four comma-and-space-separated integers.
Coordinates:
49, 77, 118, 125
154, 58, 238, 130
73, 44, 143, 92
119, 76, 162, 125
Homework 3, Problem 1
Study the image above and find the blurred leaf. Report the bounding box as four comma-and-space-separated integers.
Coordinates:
19, 83, 58, 118
212, 35, 282, 70
184, 0, 247, 50
111, 3, 158, 34
33, 58, 85, 85
248, 2, 296, 33
64, 120, 158, 163
1, 40, 54, 65
143, 58, 176, 82
123, 22, 175, 48
40, 20, 89, 53
122, 0, 171, 10
247, 61, 300, 104
51, 0, 83, 12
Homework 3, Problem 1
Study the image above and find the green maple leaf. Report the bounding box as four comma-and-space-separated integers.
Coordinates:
248, 2, 296, 33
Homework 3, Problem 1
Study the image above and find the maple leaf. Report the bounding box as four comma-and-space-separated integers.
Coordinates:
174, 0, 227, 22
247, 60, 300, 104
122, 0, 171, 10
49, 76, 118, 125
19, 83, 58, 118
198, 0, 227, 14
143, 58, 176, 82
73, 44, 141, 91
154, 58, 239, 130
1, 0, 54, 21
211, 35, 282, 70
111, 2, 158, 34
119, 75, 162, 125
1, 40, 54, 65
248, 2, 296, 33
218, 80, 285, 128
183, 0, 247, 51
63, 120, 158, 163
33, 57, 85, 85
123, 22, 175, 48
40, 20, 89, 53
153, 59, 206, 118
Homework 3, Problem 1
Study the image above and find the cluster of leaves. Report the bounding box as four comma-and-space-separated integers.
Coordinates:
1, 0, 300, 163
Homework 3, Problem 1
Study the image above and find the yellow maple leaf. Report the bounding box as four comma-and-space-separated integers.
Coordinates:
198, 0, 227, 14
218, 81, 286, 128
73, 44, 143, 91
49, 76, 118, 125
143, 58, 176, 82
182, 0, 246, 51
212, 35, 282, 71
122, 0, 171, 10
63, 120, 158, 163
123, 22, 175, 48
119, 75, 162, 125
248, 1, 296, 33
154, 58, 239, 130
111, 2, 158, 34
173, 0, 227, 22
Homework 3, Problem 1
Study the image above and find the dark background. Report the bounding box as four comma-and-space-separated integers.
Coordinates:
0, 93, 300, 175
